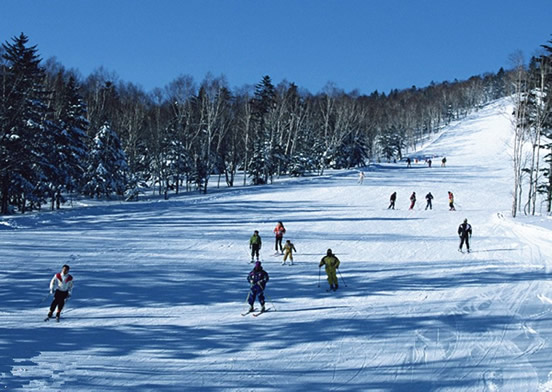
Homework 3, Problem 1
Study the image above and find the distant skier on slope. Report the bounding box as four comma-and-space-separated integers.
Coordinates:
388, 192, 397, 209
274, 221, 286, 254
425, 192, 434, 210
448, 191, 456, 211
46, 264, 73, 321
358, 171, 365, 184
282, 240, 297, 265
409, 192, 417, 210
247, 261, 269, 313
406, 157, 412, 167
441, 157, 447, 167
319, 249, 341, 291
458, 218, 472, 253
249, 230, 262, 262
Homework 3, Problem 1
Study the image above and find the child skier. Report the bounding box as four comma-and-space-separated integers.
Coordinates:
246, 261, 269, 313
319, 249, 341, 291
409, 192, 416, 210
282, 240, 297, 265
274, 221, 286, 254
46, 264, 73, 321
458, 218, 472, 253
448, 191, 456, 211
249, 230, 262, 262
425, 192, 434, 210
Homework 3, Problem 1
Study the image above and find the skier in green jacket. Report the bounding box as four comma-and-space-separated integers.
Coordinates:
249, 230, 262, 262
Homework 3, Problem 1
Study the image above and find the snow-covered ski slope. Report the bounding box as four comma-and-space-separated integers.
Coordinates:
2, 99, 552, 391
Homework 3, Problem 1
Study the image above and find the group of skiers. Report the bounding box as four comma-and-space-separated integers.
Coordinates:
249, 221, 297, 265
245, 247, 342, 313
404, 156, 446, 168
388, 191, 456, 211
244, 220, 344, 313
244, 213, 473, 313
44, 201, 472, 319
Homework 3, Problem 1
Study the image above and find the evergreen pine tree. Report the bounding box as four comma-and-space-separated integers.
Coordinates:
249, 75, 276, 184
0, 33, 50, 213
82, 123, 128, 198
46, 75, 89, 208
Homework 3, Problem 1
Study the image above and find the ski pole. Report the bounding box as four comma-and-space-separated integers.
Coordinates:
62, 305, 74, 315
256, 282, 276, 311
338, 269, 348, 287
39, 293, 51, 305
318, 266, 321, 287
245, 287, 252, 305
261, 288, 277, 312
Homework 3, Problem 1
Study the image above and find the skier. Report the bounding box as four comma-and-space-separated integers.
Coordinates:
409, 192, 416, 210
448, 191, 456, 211
428, 159, 432, 168
425, 192, 434, 210
406, 157, 411, 167
319, 249, 341, 291
282, 240, 297, 265
458, 218, 472, 253
246, 261, 269, 313
274, 221, 286, 254
46, 264, 73, 321
388, 192, 397, 209
249, 230, 262, 262
358, 171, 365, 184
441, 157, 447, 167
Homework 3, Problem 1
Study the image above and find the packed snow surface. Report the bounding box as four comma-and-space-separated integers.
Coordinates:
2, 99, 552, 391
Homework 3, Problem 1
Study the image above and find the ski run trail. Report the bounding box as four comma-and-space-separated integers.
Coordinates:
2, 98, 552, 392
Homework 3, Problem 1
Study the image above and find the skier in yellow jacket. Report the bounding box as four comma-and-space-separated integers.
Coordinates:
282, 240, 297, 265
319, 249, 340, 291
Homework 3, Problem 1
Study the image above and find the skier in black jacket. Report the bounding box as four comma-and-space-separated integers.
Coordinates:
458, 218, 472, 253
425, 192, 434, 210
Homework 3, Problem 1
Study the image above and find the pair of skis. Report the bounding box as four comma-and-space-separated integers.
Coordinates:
241, 308, 269, 317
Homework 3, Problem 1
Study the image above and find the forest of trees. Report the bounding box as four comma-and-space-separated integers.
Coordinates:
0, 33, 535, 215
511, 40, 552, 217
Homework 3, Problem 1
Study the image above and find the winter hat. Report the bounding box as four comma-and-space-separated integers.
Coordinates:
62, 264, 70, 271
254, 261, 262, 269
327, 249, 333, 256
464, 218, 468, 223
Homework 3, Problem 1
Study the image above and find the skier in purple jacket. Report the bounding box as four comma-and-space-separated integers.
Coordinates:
247, 262, 269, 312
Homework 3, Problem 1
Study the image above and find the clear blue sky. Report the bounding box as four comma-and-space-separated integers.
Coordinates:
1, 0, 551, 95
